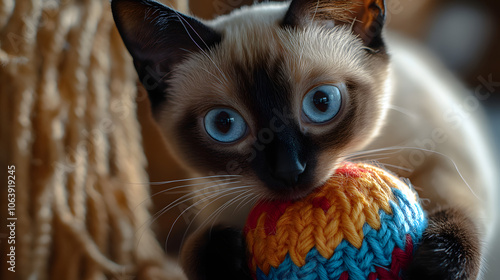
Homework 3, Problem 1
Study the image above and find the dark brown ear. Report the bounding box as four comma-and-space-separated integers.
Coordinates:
283, 0, 386, 49
111, 0, 222, 114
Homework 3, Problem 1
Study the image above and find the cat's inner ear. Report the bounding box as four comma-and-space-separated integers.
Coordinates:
111, 0, 222, 112
283, 0, 386, 49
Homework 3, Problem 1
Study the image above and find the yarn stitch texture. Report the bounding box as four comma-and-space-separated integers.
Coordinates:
245, 163, 427, 280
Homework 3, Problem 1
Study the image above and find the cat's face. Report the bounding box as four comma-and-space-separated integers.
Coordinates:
112, 0, 391, 200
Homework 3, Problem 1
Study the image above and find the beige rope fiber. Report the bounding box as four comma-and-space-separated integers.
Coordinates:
0, 0, 186, 279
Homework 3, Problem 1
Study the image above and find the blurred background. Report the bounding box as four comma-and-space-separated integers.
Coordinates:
141, 0, 500, 277
0, 0, 497, 279
373, 1, 500, 277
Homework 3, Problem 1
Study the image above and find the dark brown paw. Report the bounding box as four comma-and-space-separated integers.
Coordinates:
180, 225, 252, 280
405, 208, 481, 280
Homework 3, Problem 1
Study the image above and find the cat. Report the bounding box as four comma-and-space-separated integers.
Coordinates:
111, 0, 498, 279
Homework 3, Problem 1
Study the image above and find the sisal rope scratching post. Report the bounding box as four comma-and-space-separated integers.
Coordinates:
0, 0, 186, 279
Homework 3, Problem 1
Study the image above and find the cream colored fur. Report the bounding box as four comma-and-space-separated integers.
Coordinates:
158, 3, 391, 197
153, 2, 497, 278
0, 0, 188, 279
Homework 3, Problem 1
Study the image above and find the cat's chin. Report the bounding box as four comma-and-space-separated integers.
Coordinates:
263, 183, 323, 202
262, 166, 341, 201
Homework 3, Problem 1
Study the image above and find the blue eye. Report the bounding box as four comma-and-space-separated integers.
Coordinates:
302, 85, 342, 123
204, 108, 247, 143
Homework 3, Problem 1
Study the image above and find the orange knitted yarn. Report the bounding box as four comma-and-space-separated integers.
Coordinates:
244, 162, 426, 279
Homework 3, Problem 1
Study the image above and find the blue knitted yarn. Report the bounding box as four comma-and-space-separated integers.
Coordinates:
256, 188, 427, 280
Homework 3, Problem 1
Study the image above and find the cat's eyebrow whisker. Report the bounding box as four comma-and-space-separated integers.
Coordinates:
173, 10, 211, 50
172, 11, 229, 85
200, 67, 226, 86
179, 56, 225, 85
298, 0, 321, 65
349, 17, 357, 32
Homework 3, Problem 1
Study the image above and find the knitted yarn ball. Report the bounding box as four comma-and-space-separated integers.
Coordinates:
244, 163, 427, 280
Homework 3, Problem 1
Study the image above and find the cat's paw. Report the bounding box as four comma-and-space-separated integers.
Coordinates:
405, 208, 481, 280
180, 225, 252, 280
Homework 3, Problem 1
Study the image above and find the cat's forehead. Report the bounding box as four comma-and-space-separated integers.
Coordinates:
207, 3, 367, 68
165, 3, 372, 121
210, 2, 289, 32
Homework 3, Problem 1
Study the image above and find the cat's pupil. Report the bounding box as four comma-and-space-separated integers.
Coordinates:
215, 111, 233, 134
313, 91, 329, 112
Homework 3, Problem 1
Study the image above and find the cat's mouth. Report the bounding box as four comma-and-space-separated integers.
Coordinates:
262, 176, 331, 202
261, 161, 342, 201
268, 186, 320, 201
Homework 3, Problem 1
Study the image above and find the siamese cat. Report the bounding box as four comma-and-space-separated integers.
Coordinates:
111, 0, 497, 279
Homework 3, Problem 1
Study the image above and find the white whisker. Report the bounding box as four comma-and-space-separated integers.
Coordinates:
346, 147, 404, 159
132, 178, 241, 214
146, 180, 244, 219
166, 187, 251, 252
135, 183, 244, 250
142, 179, 239, 207
202, 189, 256, 239
172, 11, 229, 85
388, 105, 417, 119
139, 184, 249, 253
123, 174, 241, 186
298, 0, 320, 65
232, 192, 258, 214
347, 154, 394, 162
150, 177, 238, 195
350, 146, 481, 201
177, 188, 254, 250
178, 48, 227, 85
375, 162, 413, 173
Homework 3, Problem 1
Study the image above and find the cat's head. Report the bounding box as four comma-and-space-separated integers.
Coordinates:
112, 0, 392, 200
